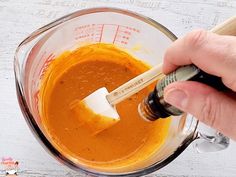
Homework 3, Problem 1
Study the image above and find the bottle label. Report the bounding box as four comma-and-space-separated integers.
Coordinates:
156, 65, 200, 98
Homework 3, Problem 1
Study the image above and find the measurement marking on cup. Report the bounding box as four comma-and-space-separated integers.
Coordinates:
99, 24, 104, 42
74, 24, 140, 45
75, 24, 104, 42
39, 53, 55, 80
112, 25, 120, 44
34, 90, 40, 114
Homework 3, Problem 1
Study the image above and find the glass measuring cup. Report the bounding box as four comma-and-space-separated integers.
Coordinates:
14, 7, 229, 176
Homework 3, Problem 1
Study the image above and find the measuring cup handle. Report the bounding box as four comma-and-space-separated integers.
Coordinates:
193, 122, 230, 153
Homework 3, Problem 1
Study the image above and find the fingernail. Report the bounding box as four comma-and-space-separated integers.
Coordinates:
165, 89, 188, 109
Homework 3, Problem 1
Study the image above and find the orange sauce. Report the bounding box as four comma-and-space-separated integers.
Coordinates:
39, 43, 171, 170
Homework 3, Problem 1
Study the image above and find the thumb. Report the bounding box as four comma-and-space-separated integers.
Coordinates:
164, 81, 236, 140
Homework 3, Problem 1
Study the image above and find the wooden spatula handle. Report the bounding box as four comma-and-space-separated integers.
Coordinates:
210, 16, 236, 35
107, 63, 163, 105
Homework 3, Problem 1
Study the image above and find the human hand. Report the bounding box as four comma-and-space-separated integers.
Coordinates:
163, 30, 236, 140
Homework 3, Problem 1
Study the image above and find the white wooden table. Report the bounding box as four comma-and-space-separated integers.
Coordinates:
0, 0, 236, 176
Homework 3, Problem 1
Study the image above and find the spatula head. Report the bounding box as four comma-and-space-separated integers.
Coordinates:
70, 87, 120, 135
83, 87, 120, 119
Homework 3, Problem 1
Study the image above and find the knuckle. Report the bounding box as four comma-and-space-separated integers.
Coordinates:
200, 93, 219, 127
222, 77, 236, 92
224, 38, 236, 55
184, 29, 208, 49
221, 42, 236, 72
230, 81, 236, 92
220, 42, 236, 62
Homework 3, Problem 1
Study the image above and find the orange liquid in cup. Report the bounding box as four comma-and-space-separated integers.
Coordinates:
39, 43, 171, 170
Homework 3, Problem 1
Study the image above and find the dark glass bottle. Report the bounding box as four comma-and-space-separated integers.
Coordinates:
138, 64, 227, 121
